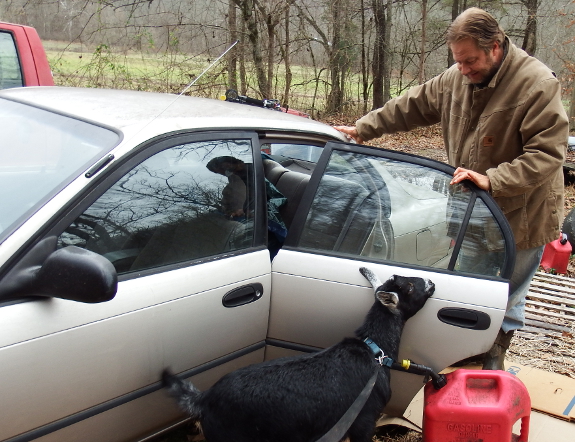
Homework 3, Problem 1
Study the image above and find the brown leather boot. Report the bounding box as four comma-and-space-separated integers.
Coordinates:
482, 329, 514, 370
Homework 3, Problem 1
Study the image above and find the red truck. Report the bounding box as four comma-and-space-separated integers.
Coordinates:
0, 21, 53, 89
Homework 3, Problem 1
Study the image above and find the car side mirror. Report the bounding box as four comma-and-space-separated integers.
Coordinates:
0, 237, 118, 303
35, 246, 118, 303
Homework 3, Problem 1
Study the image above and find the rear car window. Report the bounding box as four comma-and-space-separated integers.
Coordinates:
298, 150, 508, 277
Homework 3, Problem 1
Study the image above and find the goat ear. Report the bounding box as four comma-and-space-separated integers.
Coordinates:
376, 290, 399, 308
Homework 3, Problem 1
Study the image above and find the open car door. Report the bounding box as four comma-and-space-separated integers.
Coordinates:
267, 141, 515, 416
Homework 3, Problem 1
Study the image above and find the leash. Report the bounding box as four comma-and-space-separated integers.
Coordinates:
315, 368, 379, 442
364, 337, 448, 390
315, 338, 447, 442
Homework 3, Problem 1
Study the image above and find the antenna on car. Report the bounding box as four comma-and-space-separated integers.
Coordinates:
179, 40, 239, 98
130, 40, 239, 133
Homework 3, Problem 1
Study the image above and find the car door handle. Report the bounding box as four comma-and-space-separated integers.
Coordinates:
437, 307, 491, 330
222, 283, 264, 308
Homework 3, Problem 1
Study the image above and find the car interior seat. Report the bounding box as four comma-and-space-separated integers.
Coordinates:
263, 159, 310, 229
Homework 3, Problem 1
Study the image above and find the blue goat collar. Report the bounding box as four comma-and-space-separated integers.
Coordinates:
363, 338, 394, 367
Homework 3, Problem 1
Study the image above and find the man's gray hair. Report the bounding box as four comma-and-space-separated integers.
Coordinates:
447, 7, 505, 52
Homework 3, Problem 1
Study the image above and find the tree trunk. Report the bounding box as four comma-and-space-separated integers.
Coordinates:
361, 0, 369, 114
239, 15, 248, 95
447, 0, 460, 67
227, 1, 238, 91
570, 81, 575, 132
382, 0, 392, 104
372, 0, 391, 109
418, 0, 427, 84
326, 0, 345, 114
267, 16, 275, 98
233, 0, 269, 98
521, 0, 538, 56
282, 3, 292, 108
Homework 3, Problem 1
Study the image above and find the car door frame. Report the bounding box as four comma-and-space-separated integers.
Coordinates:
267, 140, 516, 416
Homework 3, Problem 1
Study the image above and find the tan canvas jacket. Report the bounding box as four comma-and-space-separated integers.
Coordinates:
356, 40, 568, 250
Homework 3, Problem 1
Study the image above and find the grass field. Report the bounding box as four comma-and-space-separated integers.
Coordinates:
43, 40, 382, 118
44, 40, 574, 122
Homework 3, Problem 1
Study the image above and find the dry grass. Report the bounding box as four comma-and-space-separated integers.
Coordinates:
154, 425, 424, 442
373, 428, 422, 442
508, 327, 575, 378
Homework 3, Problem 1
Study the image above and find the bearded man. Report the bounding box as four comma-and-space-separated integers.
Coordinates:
335, 7, 568, 370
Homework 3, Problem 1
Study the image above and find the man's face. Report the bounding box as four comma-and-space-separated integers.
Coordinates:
451, 38, 502, 85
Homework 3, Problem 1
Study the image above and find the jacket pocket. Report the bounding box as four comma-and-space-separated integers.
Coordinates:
494, 194, 528, 244
447, 113, 469, 158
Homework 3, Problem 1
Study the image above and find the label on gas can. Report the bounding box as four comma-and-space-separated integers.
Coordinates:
445, 422, 500, 441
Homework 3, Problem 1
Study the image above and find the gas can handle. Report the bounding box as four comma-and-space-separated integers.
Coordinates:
517, 415, 530, 442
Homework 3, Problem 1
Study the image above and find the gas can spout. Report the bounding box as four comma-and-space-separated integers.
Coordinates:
390, 360, 447, 390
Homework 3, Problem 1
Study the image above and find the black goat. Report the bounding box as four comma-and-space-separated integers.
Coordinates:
162, 267, 434, 442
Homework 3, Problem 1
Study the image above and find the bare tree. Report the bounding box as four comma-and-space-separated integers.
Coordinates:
256, 0, 295, 101
371, 0, 394, 109
419, 0, 428, 84
521, 0, 539, 55
294, 0, 355, 115
570, 83, 575, 131
227, 1, 239, 91
360, 0, 370, 113
233, 0, 270, 97
326, 0, 357, 114
280, 2, 294, 106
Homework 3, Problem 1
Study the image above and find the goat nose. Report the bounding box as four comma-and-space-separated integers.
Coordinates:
424, 279, 435, 293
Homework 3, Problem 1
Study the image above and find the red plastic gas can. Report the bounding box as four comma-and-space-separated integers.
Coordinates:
540, 232, 572, 274
423, 370, 530, 442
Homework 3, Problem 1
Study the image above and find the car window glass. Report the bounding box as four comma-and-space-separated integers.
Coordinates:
0, 31, 23, 89
454, 197, 506, 276
297, 150, 508, 276
262, 143, 323, 163
58, 140, 255, 274
0, 99, 119, 243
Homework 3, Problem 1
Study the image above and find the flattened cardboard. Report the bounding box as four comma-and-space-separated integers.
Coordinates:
403, 386, 424, 428
506, 363, 575, 421
520, 410, 575, 442
376, 414, 421, 431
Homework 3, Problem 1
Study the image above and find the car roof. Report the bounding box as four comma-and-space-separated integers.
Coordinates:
0, 87, 346, 142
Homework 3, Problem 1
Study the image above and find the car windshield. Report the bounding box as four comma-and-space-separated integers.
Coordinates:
0, 99, 119, 243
